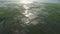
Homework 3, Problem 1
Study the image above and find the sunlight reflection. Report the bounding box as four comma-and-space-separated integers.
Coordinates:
21, 0, 42, 24
20, 0, 32, 4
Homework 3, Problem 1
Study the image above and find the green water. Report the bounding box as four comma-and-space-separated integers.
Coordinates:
0, 0, 60, 34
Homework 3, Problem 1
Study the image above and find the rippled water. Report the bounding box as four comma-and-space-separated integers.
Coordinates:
20, 0, 60, 25
22, 3, 46, 24
0, 0, 60, 34
0, 0, 60, 25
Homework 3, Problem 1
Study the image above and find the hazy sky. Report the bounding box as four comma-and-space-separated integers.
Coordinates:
39, 0, 59, 3
0, 0, 59, 3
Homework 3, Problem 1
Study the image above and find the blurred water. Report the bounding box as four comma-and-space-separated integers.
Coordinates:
22, 2, 47, 25
0, 0, 60, 25
0, 0, 60, 34
21, 0, 60, 25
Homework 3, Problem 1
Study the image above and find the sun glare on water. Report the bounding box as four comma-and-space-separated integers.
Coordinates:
20, 0, 39, 24
20, 0, 33, 4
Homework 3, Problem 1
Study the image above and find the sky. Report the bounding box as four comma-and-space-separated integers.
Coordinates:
0, 0, 59, 3
0, 0, 58, 2
39, 0, 59, 3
